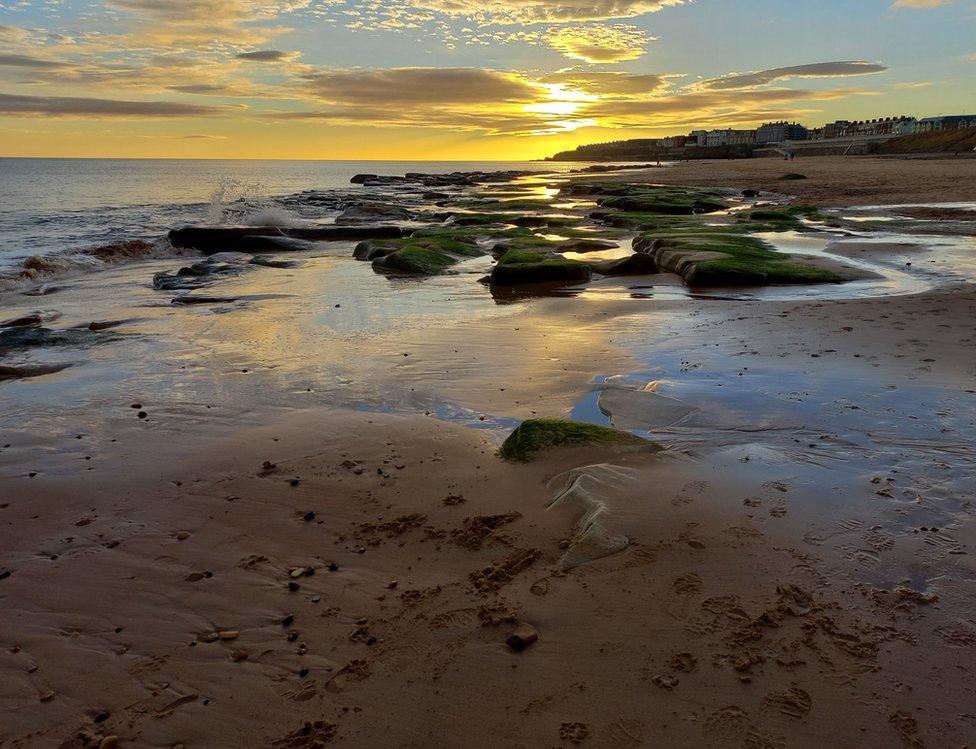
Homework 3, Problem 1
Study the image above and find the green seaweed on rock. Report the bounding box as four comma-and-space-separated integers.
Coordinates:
499, 418, 646, 462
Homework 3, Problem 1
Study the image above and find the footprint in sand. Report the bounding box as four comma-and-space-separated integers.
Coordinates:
762, 686, 812, 719
602, 718, 645, 747
703, 706, 784, 749
672, 480, 710, 506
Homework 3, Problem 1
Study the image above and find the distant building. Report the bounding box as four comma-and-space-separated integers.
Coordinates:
661, 135, 687, 148
914, 115, 976, 133
727, 129, 757, 145
685, 130, 708, 147
822, 120, 852, 139
756, 121, 808, 144
705, 129, 731, 148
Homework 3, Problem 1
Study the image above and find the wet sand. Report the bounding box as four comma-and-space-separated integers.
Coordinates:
635, 154, 976, 207
2, 170, 976, 747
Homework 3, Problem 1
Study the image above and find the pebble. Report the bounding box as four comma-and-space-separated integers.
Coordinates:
98, 737, 119, 749
175, 531, 190, 541
299, 667, 309, 678
39, 690, 55, 702
230, 649, 248, 662
302, 511, 315, 522
217, 630, 239, 640
352, 465, 365, 475
290, 568, 305, 579
281, 614, 294, 627
94, 710, 110, 723
506, 624, 538, 653
288, 581, 300, 592
311, 596, 321, 603
137, 411, 147, 419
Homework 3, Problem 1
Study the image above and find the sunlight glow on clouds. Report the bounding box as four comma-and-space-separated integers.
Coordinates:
0, 0, 969, 157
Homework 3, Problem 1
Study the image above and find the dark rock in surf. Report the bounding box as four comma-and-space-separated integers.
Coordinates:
336, 202, 414, 225
168, 225, 403, 254
238, 235, 313, 253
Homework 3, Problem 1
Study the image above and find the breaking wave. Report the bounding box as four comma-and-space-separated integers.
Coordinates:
0, 237, 192, 291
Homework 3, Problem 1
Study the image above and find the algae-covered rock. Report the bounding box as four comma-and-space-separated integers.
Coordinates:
489, 250, 592, 286
372, 245, 457, 275
590, 253, 658, 276
499, 418, 646, 462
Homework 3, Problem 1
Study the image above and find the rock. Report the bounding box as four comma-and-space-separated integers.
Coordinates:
1, 313, 44, 328
168, 225, 402, 253
336, 202, 414, 225
350, 174, 379, 184
556, 239, 619, 253
353, 240, 399, 262
230, 649, 248, 662
39, 690, 55, 701
506, 623, 538, 652
171, 295, 239, 305
742, 189, 760, 198
303, 511, 315, 522
281, 614, 294, 627
249, 255, 299, 269
217, 630, 239, 640
94, 710, 110, 723
98, 737, 118, 749
489, 251, 591, 287
589, 253, 658, 276
176, 531, 190, 541
237, 235, 312, 253
0, 363, 73, 381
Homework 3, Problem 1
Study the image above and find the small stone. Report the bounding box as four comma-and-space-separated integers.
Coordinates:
506, 624, 538, 652
311, 596, 321, 603
176, 531, 190, 541
291, 479, 301, 488
99, 737, 119, 749
290, 568, 305, 579
352, 465, 365, 475
302, 511, 315, 522
94, 710, 110, 723
299, 667, 309, 677
217, 630, 239, 640
281, 614, 294, 627
230, 649, 248, 662
387, 580, 398, 589
327, 562, 339, 572
651, 674, 679, 690
137, 411, 147, 419
39, 690, 55, 702
130, 403, 141, 409
288, 581, 300, 592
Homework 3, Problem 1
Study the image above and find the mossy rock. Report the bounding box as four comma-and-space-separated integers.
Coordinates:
500, 418, 646, 462
590, 253, 658, 276
373, 245, 457, 275
489, 249, 592, 286
635, 230, 845, 286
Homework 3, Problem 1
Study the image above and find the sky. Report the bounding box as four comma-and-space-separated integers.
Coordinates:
0, 0, 973, 159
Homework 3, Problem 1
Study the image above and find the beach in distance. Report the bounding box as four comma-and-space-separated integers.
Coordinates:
1, 152, 974, 747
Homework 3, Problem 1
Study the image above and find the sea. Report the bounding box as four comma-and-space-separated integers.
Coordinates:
0, 157, 587, 286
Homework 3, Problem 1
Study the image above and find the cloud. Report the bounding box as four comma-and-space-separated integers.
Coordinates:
0, 54, 71, 70
236, 49, 295, 62
545, 24, 650, 63
891, 0, 954, 7
539, 69, 671, 96
301, 67, 539, 106
399, 0, 685, 24
0, 92, 239, 118
699, 61, 888, 90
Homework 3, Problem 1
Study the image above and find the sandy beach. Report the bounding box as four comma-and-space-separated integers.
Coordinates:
640, 154, 976, 208
2, 158, 975, 748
